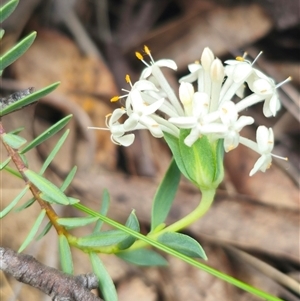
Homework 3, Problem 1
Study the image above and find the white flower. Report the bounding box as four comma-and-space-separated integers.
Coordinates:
124, 89, 164, 138
88, 108, 135, 146
249, 126, 274, 176
218, 101, 254, 152
169, 92, 225, 146
179, 82, 194, 116
179, 62, 202, 83
136, 46, 177, 79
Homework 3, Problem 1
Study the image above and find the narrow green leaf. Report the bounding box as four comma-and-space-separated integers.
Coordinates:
0, 157, 11, 170
0, 29, 5, 39
59, 235, 73, 274
21, 115, 72, 155
39, 130, 70, 175
74, 203, 285, 301
0, 0, 19, 23
2, 133, 27, 149
93, 189, 110, 233
77, 230, 128, 248
151, 158, 181, 232
18, 209, 46, 252
3, 165, 22, 178
157, 232, 207, 260
67, 197, 80, 204
0, 186, 28, 218
0, 31, 36, 71
117, 211, 140, 250
89, 252, 118, 301
0, 82, 60, 117
60, 166, 77, 192
117, 249, 168, 266
57, 216, 99, 229
15, 197, 35, 212
36, 221, 52, 240
8, 126, 24, 135
24, 169, 69, 205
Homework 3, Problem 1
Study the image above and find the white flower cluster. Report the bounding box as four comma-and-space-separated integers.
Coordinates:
89, 46, 288, 176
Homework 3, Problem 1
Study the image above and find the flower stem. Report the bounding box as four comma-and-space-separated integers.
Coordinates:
131, 188, 216, 250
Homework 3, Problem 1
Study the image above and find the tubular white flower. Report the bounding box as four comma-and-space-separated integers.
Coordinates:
169, 92, 226, 146
124, 89, 164, 138
179, 82, 194, 116
249, 126, 274, 176
219, 101, 254, 152
104, 108, 136, 147
179, 62, 202, 84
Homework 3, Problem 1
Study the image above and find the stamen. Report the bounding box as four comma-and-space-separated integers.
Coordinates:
276, 76, 292, 89
144, 45, 151, 55
144, 45, 154, 63
271, 153, 288, 161
135, 51, 150, 67
236, 56, 245, 62
125, 74, 131, 84
135, 51, 143, 60
251, 51, 263, 65
111, 96, 120, 102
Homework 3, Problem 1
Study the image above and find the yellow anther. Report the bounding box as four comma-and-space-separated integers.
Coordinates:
110, 96, 120, 102
236, 56, 245, 62
194, 60, 200, 64
105, 113, 112, 118
144, 45, 151, 55
125, 74, 131, 83
135, 51, 143, 60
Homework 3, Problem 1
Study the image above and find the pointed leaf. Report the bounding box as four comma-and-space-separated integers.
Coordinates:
117, 248, 168, 266
36, 221, 52, 240
67, 197, 80, 204
157, 232, 207, 260
60, 166, 77, 192
3, 165, 22, 178
93, 189, 110, 233
8, 126, 24, 135
0, 82, 60, 117
89, 252, 118, 301
117, 210, 140, 250
151, 158, 181, 231
0, 0, 19, 23
0, 29, 4, 39
24, 169, 69, 205
18, 209, 46, 252
57, 216, 99, 229
77, 230, 128, 248
0, 186, 28, 218
21, 115, 72, 155
59, 235, 73, 274
0, 31, 36, 71
0, 157, 11, 170
39, 130, 70, 175
2, 133, 27, 149
15, 197, 35, 212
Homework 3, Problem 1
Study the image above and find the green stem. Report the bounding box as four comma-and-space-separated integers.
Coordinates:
161, 188, 215, 233
130, 189, 216, 250
131, 188, 215, 250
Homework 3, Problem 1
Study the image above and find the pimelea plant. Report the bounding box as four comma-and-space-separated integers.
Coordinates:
0, 1, 289, 301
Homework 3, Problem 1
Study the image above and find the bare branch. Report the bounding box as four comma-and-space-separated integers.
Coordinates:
0, 247, 103, 301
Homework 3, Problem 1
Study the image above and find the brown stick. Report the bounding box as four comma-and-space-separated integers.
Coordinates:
0, 247, 103, 301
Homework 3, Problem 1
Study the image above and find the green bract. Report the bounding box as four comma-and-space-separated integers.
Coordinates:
164, 129, 224, 191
